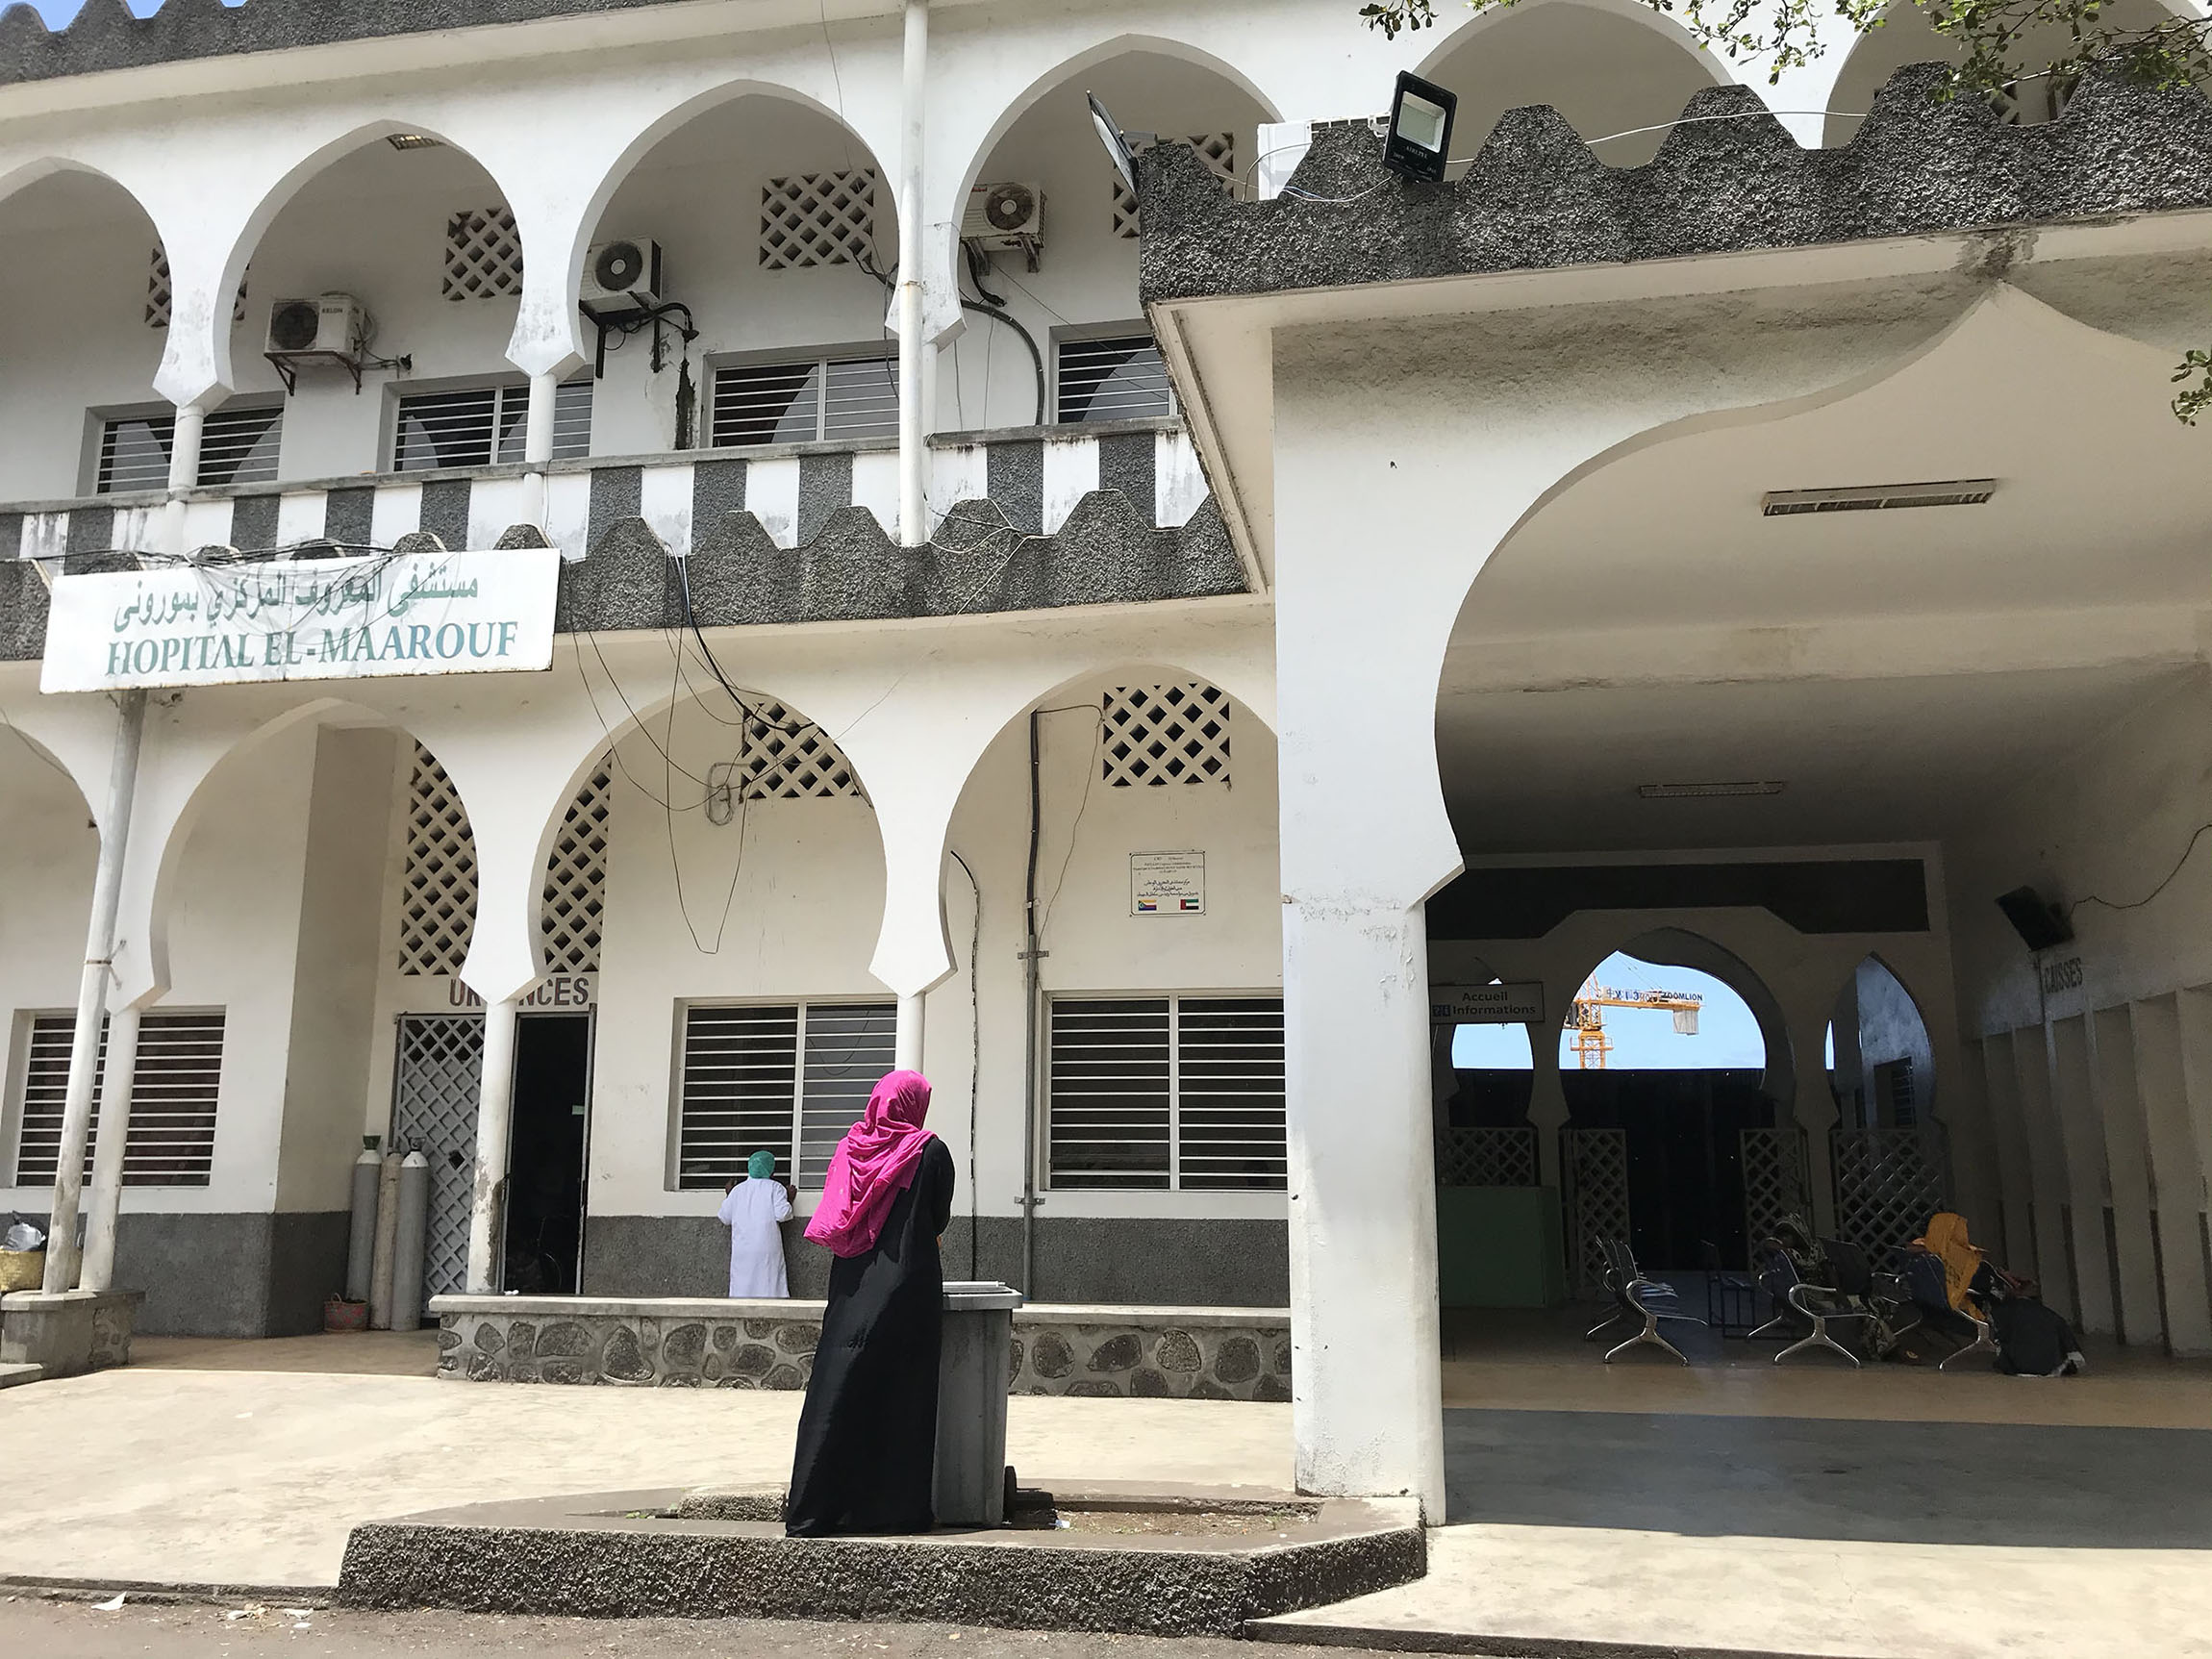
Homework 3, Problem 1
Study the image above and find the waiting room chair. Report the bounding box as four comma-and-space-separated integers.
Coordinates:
1757, 1243, 1869, 1368
1596, 1236, 1705, 1366
1585, 1237, 1681, 1342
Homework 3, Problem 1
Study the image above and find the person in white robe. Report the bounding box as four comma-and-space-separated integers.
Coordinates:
719, 1149, 794, 1297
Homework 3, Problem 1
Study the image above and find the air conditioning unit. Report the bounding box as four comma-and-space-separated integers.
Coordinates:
962, 182, 1043, 252
581, 238, 664, 314
266, 292, 367, 358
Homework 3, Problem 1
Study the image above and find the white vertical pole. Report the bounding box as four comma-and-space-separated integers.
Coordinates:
519, 371, 559, 531
43, 689, 147, 1293
895, 0, 929, 548
162, 404, 206, 555
896, 992, 925, 1073
465, 997, 521, 1294
78, 1003, 143, 1292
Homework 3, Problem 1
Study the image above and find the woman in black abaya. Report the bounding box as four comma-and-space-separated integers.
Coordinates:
786, 1068, 954, 1536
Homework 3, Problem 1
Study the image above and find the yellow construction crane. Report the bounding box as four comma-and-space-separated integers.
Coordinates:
1568, 980, 1704, 1069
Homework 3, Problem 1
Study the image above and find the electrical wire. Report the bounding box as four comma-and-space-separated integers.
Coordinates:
2069, 820, 2212, 919
1034, 703, 1104, 942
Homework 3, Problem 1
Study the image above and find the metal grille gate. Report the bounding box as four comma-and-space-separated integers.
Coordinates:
391, 1014, 486, 1299
1831, 1124, 1950, 1257
1740, 1125, 1811, 1255
1562, 1126, 1629, 1296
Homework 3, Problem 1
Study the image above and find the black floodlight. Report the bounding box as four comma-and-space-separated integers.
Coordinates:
1089, 91, 1140, 199
1384, 70, 1456, 183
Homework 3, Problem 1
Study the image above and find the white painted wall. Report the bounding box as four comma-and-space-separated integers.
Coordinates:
230, 140, 522, 482
939, 670, 1284, 1225
0, 170, 165, 502
0, 714, 326, 1219
0, 0, 1789, 505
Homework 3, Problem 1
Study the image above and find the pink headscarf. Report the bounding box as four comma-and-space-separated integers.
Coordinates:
804, 1069, 936, 1258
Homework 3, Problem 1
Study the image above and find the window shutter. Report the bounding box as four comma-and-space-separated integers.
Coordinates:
676, 1005, 798, 1188
97, 415, 175, 494
1048, 998, 1170, 1190
396, 387, 500, 470
1174, 996, 1286, 1190
195, 406, 284, 488
798, 1003, 897, 1183
12, 1012, 222, 1188
1056, 335, 1173, 423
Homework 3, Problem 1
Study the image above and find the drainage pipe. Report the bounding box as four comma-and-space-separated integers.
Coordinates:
895, 0, 929, 547
1019, 710, 1043, 1298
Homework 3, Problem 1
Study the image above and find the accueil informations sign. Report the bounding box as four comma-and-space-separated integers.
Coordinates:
1131, 850, 1205, 916
1431, 982, 1546, 1025
40, 547, 561, 694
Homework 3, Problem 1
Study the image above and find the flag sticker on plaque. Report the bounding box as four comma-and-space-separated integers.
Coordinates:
1132, 850, 1205, 916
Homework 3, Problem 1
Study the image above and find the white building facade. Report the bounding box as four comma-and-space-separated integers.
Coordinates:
6, 0, 2212, 1514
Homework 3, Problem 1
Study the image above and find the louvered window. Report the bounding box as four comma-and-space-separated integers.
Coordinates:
97, 405, 284, 494
1056, 334, 1173, 424
13, 1012, 224, 1187
712, 353, 896, 448
1047, 995, 1285, 1191
393, 379, 591, 471
675, 1001, 896, 1188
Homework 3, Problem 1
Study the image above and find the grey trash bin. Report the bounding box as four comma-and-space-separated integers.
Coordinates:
935, 1280, 1023, 1526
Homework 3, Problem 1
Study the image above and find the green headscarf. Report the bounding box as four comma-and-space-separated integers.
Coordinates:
746, 1149, 777, 1181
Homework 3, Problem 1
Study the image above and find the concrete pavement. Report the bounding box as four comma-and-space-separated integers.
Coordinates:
0, 1333, 1288, 1589
10, 1325, 2212, 1658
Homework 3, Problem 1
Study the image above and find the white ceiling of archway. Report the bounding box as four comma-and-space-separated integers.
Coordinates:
1439, 286, 2212, 852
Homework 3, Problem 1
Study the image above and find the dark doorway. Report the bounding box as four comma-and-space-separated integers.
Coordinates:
503, 1013, 591, 1294
1562, 1068, 1773, 1269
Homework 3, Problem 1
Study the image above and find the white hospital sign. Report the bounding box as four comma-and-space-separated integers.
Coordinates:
39, 547, 561, 694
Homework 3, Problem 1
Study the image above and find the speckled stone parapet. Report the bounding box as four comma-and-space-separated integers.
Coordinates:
561, 489, 1241, 635
0, 486, 1243, 664
1140, 64, 2212, 307
337, 1487, 1424, 1636
432, 1297, 1291, 1400
0, 0, 698, 85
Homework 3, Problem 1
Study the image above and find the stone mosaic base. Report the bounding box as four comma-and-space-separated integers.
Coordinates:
1012, 1321, 1291, 1401
441, 1313, 818, 1389
434, 1299, 1289, 1400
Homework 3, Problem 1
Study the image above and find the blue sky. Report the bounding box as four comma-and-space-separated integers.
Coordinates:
1451, 951, 1771, 1071
28, 1, 175, 23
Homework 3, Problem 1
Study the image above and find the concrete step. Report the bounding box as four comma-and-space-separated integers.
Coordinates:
0, 1362, 43, 1390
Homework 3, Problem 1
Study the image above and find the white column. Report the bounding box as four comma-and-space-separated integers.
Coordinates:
2009, 1023, 2079, 1318
78, 1003, 143, 1293
2049, 1014, 2116, 1334
2132, 993, 2212, 1354
1978, 1033, 2036, 1271
43, 690, 148, 1293
465, 997, 521, 1294
1786, 1006, 1841, 1237
1284, 899, 1445, 1513
519, 370, 559, 530
896, 992, 925, 1073
895, 0, 929, 547
2088, 1006, 2161, 1344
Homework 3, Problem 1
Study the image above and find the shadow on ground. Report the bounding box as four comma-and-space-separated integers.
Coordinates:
1444, 1405, 2212, 1546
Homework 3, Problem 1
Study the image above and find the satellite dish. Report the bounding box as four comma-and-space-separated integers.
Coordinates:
593, 239, 647, 292
1088, 91, 1139, 200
